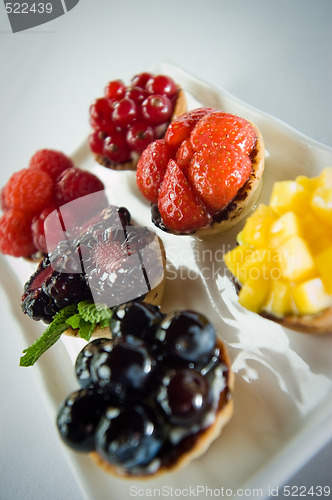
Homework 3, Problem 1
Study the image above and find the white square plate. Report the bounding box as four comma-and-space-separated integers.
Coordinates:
1, 62, 332, 500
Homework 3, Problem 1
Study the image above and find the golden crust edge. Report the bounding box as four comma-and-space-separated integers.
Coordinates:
261, 307, 332, 335
89, 339, 234, 479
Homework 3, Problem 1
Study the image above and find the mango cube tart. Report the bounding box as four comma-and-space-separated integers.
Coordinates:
224, 167, 332, 334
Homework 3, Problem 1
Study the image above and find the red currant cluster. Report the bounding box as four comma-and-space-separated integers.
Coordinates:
88, 72, 179, 165
0, 150, 105, 258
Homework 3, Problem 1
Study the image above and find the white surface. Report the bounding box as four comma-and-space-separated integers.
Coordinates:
0, 2, 331, 500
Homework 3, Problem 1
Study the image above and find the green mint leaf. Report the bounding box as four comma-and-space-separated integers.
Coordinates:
65, 314, 81, 330
20, 304, 78, 367
77, 300, 113, 325
99, 316, 112, 329
77, 318, 96, 341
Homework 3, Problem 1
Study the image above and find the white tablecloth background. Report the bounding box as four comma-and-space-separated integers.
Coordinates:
0, 1, 331, 499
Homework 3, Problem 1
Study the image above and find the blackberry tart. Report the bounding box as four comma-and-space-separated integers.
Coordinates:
56, 302, 234, 477
21, 205, 166, 336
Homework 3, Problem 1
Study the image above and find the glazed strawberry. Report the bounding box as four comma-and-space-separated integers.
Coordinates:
29, 149, 74, 181
188, 146, 252, 213
175, 139, 194, 172
190, 112, 256, 154
0, 209, 36, 257
165, 108, 213, 149
136, 106, 264, 236
136, 139, 173, 204
4, 168, 54, 214
158, 160, 210, 232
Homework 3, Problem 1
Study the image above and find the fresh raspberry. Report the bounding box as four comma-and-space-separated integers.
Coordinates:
0, 186, 9, 211
54, 167, 106, 227
136, 139, 173, 204
165, 108, 214, 150
190, 112, 256, 154
158, 160, 211, 232
0, 209, 36, 257
4, 168, 54, 214
28, 149, 74, 181
31, 205, 56, 254
188, 146, 252, 213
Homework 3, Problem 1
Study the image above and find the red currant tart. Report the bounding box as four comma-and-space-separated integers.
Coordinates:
88, 72, 187, 170
56, 302, 234, 477
136, 108, 265, 236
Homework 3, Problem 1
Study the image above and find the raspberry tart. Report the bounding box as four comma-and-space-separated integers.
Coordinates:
0, 149, 106, 259
136, 108, 265, 236
56, 302, 234, 477
224, 168, 332, 334
89, 72, 186, 170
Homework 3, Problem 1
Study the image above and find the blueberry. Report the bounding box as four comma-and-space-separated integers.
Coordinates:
75, 338, 110, 388
95, 404, 163, 470
110, 301, 164, 344
56, 388, 110, 452
90, 335, 155, 398
156, 310, 216, 367
157, 368, 212, 426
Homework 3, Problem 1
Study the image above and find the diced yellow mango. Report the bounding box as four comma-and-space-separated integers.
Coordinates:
317, 167, 332, 188
237, 204, 278, 248
292, 277, 331, 315
315, 246, 332, 294
278, 235, 316, 281
224, 244, 253, 284
241, 248, 277, 281
269, 211, 301, 248
300, 212, 331, 253
265, 280, 295, 317
295, 175, 318, 192
238, 277, 270, 313
269, 181, 311, 215
311, 187, 332, 228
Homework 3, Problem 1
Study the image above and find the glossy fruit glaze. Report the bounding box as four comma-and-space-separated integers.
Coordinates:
57, 302, 231, 476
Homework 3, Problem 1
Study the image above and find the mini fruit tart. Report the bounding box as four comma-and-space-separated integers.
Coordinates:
224, 168, 332, 334
136, 108, 265, 236
56, 302, 234, 478
19, 205, 166, 366
0, 149, 106, 259
89, 72, 187, 170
